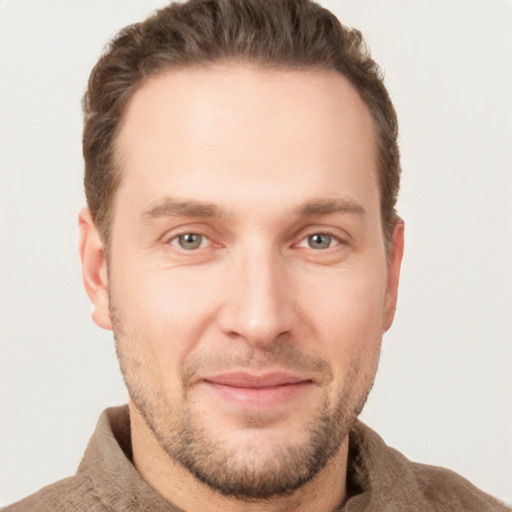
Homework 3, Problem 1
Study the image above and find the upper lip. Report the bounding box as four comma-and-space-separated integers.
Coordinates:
202, 371, 311, 388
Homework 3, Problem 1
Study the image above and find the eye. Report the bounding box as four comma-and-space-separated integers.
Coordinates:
169, 233, 208, 250
299, 233, 340, 250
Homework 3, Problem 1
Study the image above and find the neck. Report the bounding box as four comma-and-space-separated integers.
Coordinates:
129, 403, 349, 512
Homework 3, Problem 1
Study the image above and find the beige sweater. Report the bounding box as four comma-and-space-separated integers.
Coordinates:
4, 406, 509, 511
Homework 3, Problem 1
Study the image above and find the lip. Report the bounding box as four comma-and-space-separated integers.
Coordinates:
201, 371, 313, 409
204, 371, 309, 388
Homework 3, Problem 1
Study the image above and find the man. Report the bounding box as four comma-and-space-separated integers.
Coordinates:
3, 0, 509, 510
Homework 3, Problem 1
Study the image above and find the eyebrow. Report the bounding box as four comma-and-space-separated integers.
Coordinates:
141, 197, 365, 223
296, 199, 366, 218
141, 198, 222, 222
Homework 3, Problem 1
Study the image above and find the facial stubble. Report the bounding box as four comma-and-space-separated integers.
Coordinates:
110, 298, 378, 500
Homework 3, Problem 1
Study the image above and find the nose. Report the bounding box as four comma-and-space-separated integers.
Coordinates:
218, 248, 297, 347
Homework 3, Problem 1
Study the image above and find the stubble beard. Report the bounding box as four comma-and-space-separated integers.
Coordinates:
129, 376, 365, 500
110, 302, 377, 500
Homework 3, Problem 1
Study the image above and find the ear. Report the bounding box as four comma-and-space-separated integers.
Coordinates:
383, 219, 405, 332
78, 208, 112, 330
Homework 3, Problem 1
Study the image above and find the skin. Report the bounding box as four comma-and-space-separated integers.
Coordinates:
79, 63, 404, 512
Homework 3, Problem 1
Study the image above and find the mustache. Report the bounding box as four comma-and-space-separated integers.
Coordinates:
181, 338, 333, 388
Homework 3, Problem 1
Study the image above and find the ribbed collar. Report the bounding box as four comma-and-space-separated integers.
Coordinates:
77, 406, 182, 511
75, 405, 505, 512
75, 405, 416, 511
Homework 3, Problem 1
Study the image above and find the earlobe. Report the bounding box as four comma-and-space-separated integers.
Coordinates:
78, 208, 113, 330
383, 219, 405, 332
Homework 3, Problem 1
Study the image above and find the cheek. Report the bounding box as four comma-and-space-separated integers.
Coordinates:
297, 264, 387, 360
300, 269, 385, 407
304, 262, 387, 315
109, 259, 224, 368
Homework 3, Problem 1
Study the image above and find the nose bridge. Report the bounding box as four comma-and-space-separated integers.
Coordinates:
221, 240, 295, 345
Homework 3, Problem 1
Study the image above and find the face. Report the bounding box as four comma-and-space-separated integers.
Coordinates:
80, 64, 403, 499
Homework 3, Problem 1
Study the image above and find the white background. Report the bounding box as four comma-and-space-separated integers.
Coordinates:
1, 0, 511, 506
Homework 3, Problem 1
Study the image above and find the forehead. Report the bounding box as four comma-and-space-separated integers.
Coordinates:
114, 63, 379, 220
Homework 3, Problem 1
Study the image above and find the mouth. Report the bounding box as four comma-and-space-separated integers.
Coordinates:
201, 371, 314, 409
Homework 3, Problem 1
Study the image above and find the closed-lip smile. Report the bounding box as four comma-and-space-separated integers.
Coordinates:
200, 371, 313, 408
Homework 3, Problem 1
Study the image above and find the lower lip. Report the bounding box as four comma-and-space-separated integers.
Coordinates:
203, 380, 312, 409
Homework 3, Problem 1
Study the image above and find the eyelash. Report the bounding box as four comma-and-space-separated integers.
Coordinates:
168, 233, 212, 251
295, 232, 342, 250
166, 230, 344, 252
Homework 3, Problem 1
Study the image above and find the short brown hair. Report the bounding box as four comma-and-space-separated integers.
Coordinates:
83, 0, 400, 249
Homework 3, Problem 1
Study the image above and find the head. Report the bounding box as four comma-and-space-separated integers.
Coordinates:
83, 0, 400, 252
79, 0, 404, 503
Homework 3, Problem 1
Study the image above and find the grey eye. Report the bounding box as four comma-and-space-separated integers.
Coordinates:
176, 233, 204, 250
307, 233, 333, 249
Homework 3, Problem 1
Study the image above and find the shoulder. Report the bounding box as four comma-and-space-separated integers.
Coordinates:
1, 474, 104, 512
346, 421, 510, 512
405, 457, 509, 512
